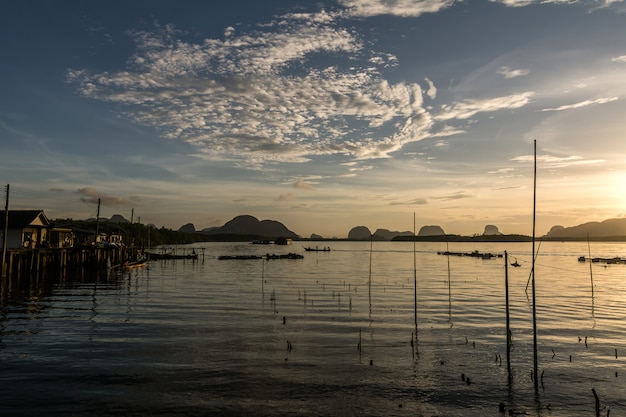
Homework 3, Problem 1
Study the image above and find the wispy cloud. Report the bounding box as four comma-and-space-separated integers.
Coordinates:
612, 55, 626, 63
497, 66, 529, 79
430, 191, 472, 201
77, 187, 133, 206
542, 97, 618, 112
338, 0, 454, 17
490, 0, 578, 7
294, 180, 315, 190
389, 197, 429, 206
488, 167, 516, 174
424, 77, 437, 99
511, 154, 605, 168
338, 0, 592, 17
436, 92, 535, 121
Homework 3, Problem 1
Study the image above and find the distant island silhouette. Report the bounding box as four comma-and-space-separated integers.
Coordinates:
169, 215, 626, 242
75, 213, 626, 243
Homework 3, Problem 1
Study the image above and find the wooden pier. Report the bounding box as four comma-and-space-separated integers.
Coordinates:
1, 246, 139, 280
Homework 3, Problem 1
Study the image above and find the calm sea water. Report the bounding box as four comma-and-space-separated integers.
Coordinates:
1, 241, 626, 416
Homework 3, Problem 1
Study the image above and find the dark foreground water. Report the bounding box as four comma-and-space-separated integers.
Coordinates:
1, 241, 626, 416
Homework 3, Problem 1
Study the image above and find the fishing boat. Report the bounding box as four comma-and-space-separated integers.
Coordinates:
266, 253, 303, 260
303, 246, 331, 252
123, 258, 149, 269
578, 256, 626, 264
437, 250, 502, 259
147, 251, 198, 260
218, 255, 263, 260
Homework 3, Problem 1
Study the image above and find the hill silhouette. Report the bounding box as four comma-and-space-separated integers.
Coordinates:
544, 218, 626, 239
204, 215, 298, 239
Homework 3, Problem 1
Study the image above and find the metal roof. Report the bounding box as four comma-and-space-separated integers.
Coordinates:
0, 210, 50, 229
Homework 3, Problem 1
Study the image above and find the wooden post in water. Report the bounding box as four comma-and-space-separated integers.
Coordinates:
587, 234, 594, 298
531, 139, 539, 392
504, 251, 511, 377
446, 241, 451, 322
368, 233, 373, 317
1, 184, 9, 278
413, 217, 416, 324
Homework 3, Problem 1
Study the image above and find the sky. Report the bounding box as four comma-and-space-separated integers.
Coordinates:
1, 0, 626, 238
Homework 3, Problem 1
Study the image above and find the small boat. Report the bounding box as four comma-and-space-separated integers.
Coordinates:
437, 250, 502, 259
147, 251, 198, 260
266, 253, 304, 260
123, 258, 149, 269
218, 255, 263, 260
303, 246, 331, 252
578, 256, 626, 264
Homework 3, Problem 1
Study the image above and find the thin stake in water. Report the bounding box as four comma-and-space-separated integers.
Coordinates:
413, 212, 418, 346
531, 139, 539, 393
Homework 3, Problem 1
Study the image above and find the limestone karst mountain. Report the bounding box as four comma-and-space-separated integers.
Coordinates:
347, 226, 372, 240
544, 218, 626, 238
418, 225, 445, 236
178, 223, 196, 233
483, 225, 502, 235
204, 215, 298, 239
373, 228, 414, 240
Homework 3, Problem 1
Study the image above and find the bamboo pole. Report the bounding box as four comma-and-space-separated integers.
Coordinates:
368, 233, 373, 318
413, 213, 417, 344
505, 251, 511, 377
2, 184, 9, 278
447, 241, 451, 323
531, 139, 539, 392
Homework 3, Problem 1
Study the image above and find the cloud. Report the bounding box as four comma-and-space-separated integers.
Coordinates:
542, 97, 618, 112
338, 0, 454, 17
424, 77, 437, 99
490, 0, 534, 6
436, 91, 535, 121
431, 125, 466, 137
511, 154, 605, 168
490, 0, 576, 6
389, 198, 428, 205
430, 191, 473, 201
294, 180, 315, 190
77, 187, 133, 206
497, 66, 529, 79
338, 0, 594, 17
488, 167, 516, 174
612, 55, 626, 63
67, 14, 432, 166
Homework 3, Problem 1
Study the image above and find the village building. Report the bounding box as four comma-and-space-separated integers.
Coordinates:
0, 210, 51, 249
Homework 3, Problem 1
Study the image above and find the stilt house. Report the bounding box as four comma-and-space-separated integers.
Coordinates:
0, 210, 51, 249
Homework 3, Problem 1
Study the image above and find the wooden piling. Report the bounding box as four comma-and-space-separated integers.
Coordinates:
504, 251, 511, 377
1, 246, 133, 281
